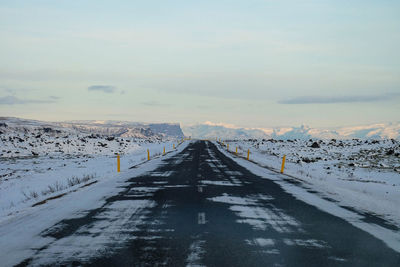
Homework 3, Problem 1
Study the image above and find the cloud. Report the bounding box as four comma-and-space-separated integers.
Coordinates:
88, 85, 116, 93
141, 101, 169, 107
278, 93, 400, 104
0, 96, 57, 105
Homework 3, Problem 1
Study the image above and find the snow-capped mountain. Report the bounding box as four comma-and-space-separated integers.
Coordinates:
182, 122, 400, 140
182, 123, 267, 140
0, 117, 184, 139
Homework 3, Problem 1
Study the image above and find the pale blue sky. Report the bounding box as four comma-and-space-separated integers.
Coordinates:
1, 0, 399, 128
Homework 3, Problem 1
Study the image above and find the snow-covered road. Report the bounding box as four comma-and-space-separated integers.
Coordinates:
1, 141, 399, 266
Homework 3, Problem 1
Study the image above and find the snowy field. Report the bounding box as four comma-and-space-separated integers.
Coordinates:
0, 117, 184, 220
222, 139, 400, 228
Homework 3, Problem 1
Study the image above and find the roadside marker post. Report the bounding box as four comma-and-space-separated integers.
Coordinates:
147, 149, 150, 161
235, 147, 238, 155
117, 154, 121, 172
281, 155, 286, 173
247, 149, 250, 160
227, 143, 229, 151
173, 144, 175, 149
163, 147, 165, 155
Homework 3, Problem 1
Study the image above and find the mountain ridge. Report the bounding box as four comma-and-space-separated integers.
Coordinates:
0, 117, 184, 139
182, 122, 400, 140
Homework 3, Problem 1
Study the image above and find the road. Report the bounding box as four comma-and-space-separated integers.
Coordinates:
17, 141, 400, 266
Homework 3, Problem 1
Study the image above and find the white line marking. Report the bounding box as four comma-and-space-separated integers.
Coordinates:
198, 212, 206, 225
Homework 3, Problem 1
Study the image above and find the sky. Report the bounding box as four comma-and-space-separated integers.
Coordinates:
1, 0, 399, 128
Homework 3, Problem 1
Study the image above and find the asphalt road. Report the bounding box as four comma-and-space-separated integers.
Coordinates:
18, 141, 400, 266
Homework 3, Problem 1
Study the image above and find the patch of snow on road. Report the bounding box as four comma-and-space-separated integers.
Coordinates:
246, 238, 275, 247
246, 238, 279, 254
186, 239, 206, 267
147, 171, 174, 177
225, 171, 242, 175
200, 180, 240, 186
231, 205, 300, 233
208, 193, 299, 233
283, 238, 329, 249
29, 199, 156, 265
208, 193, 273, 206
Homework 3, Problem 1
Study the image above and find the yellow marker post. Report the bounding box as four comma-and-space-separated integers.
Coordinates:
173, 144, 175, 149
235, 147, 238, 155
117, 154, 120, 173
227, 143, 229, 151
247, 149, 250, 160
280, 155, 286, 173
163, 147, 165, 155
147, 149, 150, 161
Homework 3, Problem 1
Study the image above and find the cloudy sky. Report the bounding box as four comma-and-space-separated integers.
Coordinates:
1, 0, 399, 128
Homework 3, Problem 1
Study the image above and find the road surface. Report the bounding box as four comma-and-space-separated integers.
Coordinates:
17, 141, 400, 266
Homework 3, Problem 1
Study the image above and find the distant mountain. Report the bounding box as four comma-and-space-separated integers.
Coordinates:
2, 117, 398, 140
182, 123, 267, 140
57, 121, 184, 139
0, 117, 184, 139
182, 122, 400, 140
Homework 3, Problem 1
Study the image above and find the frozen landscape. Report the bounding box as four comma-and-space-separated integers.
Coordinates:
1, 117, 399, 227
2, 0, 400, 265
0, 117, 184, 219
1, 117, 399, 266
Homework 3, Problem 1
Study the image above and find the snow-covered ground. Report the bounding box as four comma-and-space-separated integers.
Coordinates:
0, 117, 185, 220
221, 139, 400, 228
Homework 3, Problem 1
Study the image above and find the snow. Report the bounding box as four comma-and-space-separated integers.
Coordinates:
208, 193, 273, 205
231, 205, 300, 233
186, 239, 206, 267
200, 180, 240, 186
216, 141, 400, 253
246, 238, 275, 248
282, 238, 329, 249
30, 199, 156, 265
0, 117, 184, 140
0, 117, 187, 220
207, 193, 300, 233
0, 140, 181, 219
